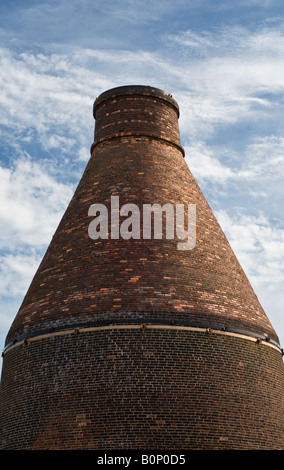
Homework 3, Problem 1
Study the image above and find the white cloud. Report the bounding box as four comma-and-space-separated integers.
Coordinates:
216, 210, 284, 345
184, 142, 234, 182
243, 136, 284, 178
2, 21, 284, 151
0, 253, 40, 298
170, 23, 284, 58
184, 135, 284, 190
0, 47, 108, 154
0, 156, 74, 249
216, 210, 284, 273
0, 155, 74, 347
78, 146, 91, 162
169, 23, 284, 139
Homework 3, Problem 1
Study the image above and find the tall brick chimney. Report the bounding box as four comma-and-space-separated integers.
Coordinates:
1, 85, 284, 450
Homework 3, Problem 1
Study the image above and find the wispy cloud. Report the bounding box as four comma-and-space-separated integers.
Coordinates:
0, 253, 40, 298
186, 135, 284, 184
169, 22, 284, 57
0, 153, 74, 345
0, 48, 96, 153
216, 209, 284, 338
169, 22, 284, 141
0, 156, 74, 251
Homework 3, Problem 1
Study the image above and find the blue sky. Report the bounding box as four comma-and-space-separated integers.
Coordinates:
1, 0, 284, 352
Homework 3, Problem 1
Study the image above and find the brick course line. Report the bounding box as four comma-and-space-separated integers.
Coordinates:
92, 85, 180, 118
90, 133, 185, 157
2, 323, 282, 356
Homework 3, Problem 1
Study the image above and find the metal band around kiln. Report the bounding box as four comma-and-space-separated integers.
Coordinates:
3, 322, 283, 356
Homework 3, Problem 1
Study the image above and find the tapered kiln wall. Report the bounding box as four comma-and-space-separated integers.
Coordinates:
1, 86, 283, 449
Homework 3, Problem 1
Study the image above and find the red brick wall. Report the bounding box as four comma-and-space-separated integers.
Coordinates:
94, 91, 181, 147
5, 86, 279, 345
1, 328, 284, 450
1, 85, 283, 449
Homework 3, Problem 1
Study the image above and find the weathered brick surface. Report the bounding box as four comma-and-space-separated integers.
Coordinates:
1, 85, 283, 449
93, 86, 181, 150
1, 329, 284, 450
5, 86, 279, 346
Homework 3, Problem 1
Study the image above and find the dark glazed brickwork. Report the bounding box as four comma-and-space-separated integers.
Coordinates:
1, 85, 284, 449
1, 329, 284, 450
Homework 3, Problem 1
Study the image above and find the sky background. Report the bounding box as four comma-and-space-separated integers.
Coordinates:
1, 0, 284, 357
